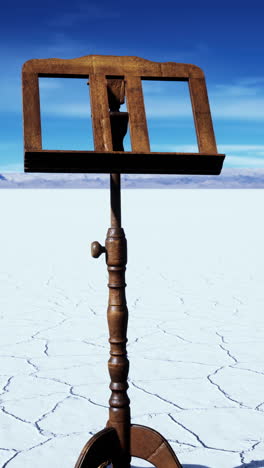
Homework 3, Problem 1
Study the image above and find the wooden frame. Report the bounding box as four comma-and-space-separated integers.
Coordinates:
22, 55, 225, 174
22, 55, 225, 467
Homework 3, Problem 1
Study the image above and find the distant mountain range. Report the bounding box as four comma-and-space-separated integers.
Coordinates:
0, 169, 264, 188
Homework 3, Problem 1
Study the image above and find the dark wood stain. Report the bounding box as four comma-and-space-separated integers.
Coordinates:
22, 55, 225, 174
22, 55, 225, 467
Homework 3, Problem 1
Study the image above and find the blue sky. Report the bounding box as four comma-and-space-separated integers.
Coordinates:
1, 0, 264, 172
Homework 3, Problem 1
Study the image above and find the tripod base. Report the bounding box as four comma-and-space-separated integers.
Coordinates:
75, 424, 182, 468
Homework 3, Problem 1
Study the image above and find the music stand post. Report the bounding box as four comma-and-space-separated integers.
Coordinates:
22, 55, 225, 468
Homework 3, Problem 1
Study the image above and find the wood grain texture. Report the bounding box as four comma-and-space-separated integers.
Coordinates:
125, 75, 150, 152
189, 77, 217, 153
22, 72, 42, 150
105, 226, 130, 468
22, 55, 204, 79
89, 74, 113, 152
75, 424, 183, 467
22, 54, 225, 174
130, 424, 182, 467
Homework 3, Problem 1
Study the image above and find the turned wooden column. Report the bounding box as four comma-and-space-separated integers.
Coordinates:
91, 78, 131, 467
91, 181, 130, 468
106, 174, 131, 468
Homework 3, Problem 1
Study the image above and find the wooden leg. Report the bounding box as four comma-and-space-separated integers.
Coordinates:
130, 424, 182, 468
75, 424, 182, 467
74, 427, 120, 468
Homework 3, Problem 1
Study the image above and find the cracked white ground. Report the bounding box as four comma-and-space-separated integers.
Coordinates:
0, 189, 263, 468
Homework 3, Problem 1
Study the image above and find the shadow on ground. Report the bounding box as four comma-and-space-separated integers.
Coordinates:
233, 462, 264, 468
131, 462, 264, 468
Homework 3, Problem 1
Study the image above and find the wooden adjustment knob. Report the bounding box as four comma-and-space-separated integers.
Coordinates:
91, 241, 106, 258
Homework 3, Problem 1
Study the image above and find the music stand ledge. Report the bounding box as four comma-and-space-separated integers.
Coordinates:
22, 55, 225, 468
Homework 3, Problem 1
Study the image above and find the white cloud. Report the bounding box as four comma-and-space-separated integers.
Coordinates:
0, 142, 23, 172
219, 145, 264, 152
224, 156, 264, 168
209, 78, 264, 120
210, 98, 264, 120
238, 77, 264, 86
218, 145, 264, 160
213, 84, 258, 97
0, 142, 22, 151
41, 103, 91, 118
210, 76, 264, 98
143, 78, 264, 121
39, 79, 62, 90
151, 144, 198, 152
152, 143, 264, 154
0, 163, 23, 172
219, 145, 264, 168
143, 95, 264, 121
150, 144, 264, 168
212, 78, 264, 97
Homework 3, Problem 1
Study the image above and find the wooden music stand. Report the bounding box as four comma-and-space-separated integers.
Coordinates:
22, 55, 225, 468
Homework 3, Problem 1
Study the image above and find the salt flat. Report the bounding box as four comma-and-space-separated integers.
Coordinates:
0, 189, 263, 468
